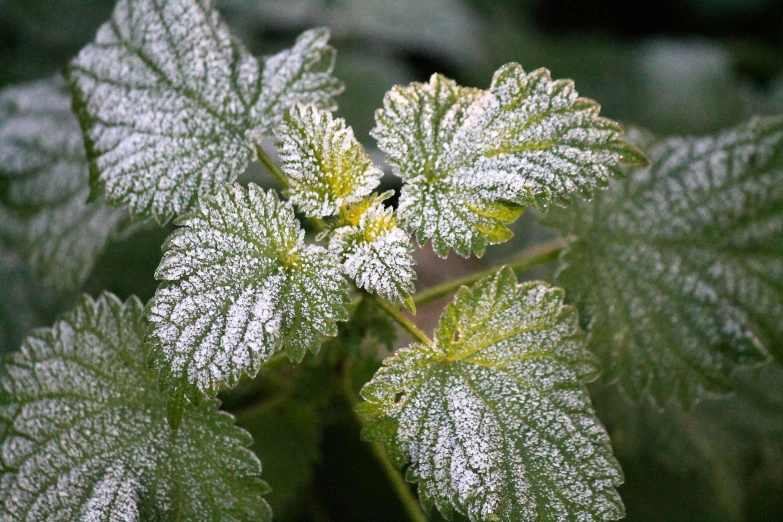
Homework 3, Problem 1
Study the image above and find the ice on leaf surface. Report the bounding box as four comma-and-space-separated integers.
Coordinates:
357, 267, 623, 522
0, 293, 271, 522
0, 76, 130, 290
147, 183, 348, 426
276, 104, 382, 217
545, 116, 781, 406
328, 195, 416, 308
67, 0, 342, 223
372, 65, 646, 257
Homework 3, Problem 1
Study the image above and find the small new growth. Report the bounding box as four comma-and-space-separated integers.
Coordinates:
1, 1, 781, 521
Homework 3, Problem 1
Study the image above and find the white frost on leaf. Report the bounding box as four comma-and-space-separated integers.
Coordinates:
276, 104, 382, 217
329, 197, 416, 307
0, 293, 271, 522
146, 183, 348, 423
257, 31, 344, 137
357, 267, 624, 522
373, 65, 646, 257
0, 76, 130, 290
80, 466, 140, 522
67, 0, 342, 223
545, 116, 781, 406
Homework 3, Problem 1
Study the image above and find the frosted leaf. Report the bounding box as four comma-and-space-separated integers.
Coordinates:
545, 116, 781, 406
0, 293, 271, 522
146, 183, 348, 426
0, 76, 129, 290
276, 104, 382, 217
372, 66, 646, 257
67, 0, 342, 223
329, 196, 416, 308
357, 267, 623, 522
256, 30, 344, 136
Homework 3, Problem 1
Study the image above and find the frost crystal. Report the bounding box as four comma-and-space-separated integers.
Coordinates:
276, 104, 382, 217
67, 0, 342, 222
373, 65, 646, 257
546, 116, 781, 406
0, 76, 129, 289
329, 196, 416, 307
147, 183, 348, 425
0, 293, 271, 522
357, 267, 624, 522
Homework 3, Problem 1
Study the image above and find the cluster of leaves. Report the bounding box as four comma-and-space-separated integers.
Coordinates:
0, 0, 782, 521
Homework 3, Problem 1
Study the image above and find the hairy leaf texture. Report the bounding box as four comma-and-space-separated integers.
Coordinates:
329, 196, 417, 308
68, 0, 342, 222
0, 76, 129, 289
0, 293, 271, 521
146, 183, 348, 427
373, 65, 646, 257
545, 116, 781, 406
276, 104, 382, 217
358, 267, 623, 522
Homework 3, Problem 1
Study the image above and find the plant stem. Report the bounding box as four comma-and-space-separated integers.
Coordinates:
369, 441, 429, 522
341, 355, 428, 522
371, 294, 431, 345
255, 145, 289, 189
412, 239, 566, 306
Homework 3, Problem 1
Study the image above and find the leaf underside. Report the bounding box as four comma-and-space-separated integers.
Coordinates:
358, 267, 624, 522
0, 76, 129, 290
372, 64, 646, 257
146, 183, 348, 425
0, 293, 271, 522
67, 0, 342, 223
545, 116, 781, 406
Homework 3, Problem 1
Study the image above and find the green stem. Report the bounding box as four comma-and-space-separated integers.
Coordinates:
255, 144, 327, 231
256, 145, 290, 189
371, 294, 431, 345
412, 239, 566, 306
369, 441, 429, 522
341, 355, 428, 522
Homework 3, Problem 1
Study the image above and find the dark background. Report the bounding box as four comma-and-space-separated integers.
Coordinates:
1, 1, 782, 520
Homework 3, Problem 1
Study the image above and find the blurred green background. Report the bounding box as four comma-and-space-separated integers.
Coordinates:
1, 0, 782, 520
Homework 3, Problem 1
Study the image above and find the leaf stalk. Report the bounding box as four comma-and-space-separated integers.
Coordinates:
412, 239, 566, 306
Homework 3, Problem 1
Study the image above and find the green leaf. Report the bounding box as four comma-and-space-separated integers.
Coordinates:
255, 29, 343, 136
0, 76, 130, 290
357, 267, 623, 522
276, 104, 382, 217
67, 0, 342, 223
595, 365, 783, 520
544, 116, 780, 406
328, 196, 417, 308
372, 65, 646, 257
0, 293, 271, 521
146, 183, 348, 426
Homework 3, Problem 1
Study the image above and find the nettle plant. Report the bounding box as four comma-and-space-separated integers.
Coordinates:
0, 0, 781, 521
